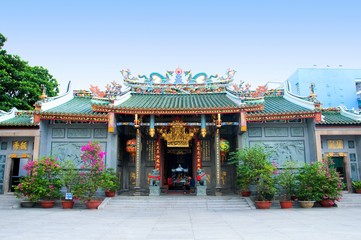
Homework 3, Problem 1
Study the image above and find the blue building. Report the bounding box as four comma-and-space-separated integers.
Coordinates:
287, 68, 361, 109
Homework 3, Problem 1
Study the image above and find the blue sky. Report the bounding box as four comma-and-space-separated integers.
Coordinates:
1, 0, 361, 92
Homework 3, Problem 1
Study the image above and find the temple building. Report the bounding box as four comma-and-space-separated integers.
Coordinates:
0, 68, 360, 195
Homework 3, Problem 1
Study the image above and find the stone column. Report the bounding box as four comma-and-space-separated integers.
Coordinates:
314, 131, 322, 162
33, 134, 40, 161
134, 128, 142, 196
215, 128, 222, 196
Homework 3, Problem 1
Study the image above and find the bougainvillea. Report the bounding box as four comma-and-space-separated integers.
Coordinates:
14, 157, 62, 201
72, 142, 106, 202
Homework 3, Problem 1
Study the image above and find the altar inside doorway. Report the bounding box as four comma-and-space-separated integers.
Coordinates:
164, 149, 193, 191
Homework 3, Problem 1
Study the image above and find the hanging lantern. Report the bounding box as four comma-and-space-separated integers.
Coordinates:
126, 138, 137, 162
220, 138, 230, 164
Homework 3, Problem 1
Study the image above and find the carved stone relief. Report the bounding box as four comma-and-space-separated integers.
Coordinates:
51, 142, 107, 167
250, 140, 305, 166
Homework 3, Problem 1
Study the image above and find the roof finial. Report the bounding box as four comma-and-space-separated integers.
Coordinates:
39, 84, 47, 101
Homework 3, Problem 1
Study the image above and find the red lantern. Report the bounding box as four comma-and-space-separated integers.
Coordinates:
220, 139, 230, 164
126, 138, 137, 162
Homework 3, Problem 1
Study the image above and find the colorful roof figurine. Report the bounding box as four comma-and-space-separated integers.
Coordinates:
120, 68, 235, 94
92, 68, 266, 114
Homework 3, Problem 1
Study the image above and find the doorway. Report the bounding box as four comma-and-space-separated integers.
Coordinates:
8, 158, 28, 192
331, 157, 346, 183
164, 148, 193, 192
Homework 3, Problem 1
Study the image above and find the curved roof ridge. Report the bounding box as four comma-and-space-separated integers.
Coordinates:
283, 83, 316, 110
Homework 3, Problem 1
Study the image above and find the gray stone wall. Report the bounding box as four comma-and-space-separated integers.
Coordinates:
40, 122, 117, 169
245, 121, 310, 166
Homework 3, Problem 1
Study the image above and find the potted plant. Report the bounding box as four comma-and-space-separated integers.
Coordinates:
352, 181, 361, 193
296, 158, 343, 208
60, 160, 79, 209
317, 158, 344, 207
254, 157, 277, 209
100, 168, 120, 197
72, 141, 106, 209
296, 162, 323, 208
15, 157, 62, 208
228, 147, 261, 197
275, 160, 299, 209
14, 175, 38, 207
230, 145, 276, 208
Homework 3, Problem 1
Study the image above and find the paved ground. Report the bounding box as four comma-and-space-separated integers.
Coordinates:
1, 206, 361, 240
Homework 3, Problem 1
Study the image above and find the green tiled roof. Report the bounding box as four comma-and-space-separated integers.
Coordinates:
44, 97, 106, 116
248, 96, 315, 115
317, 111, 361, 125
0, 114, 36, 126
116, 93, 239, 109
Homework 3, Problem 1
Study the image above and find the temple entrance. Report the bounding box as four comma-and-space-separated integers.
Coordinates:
8, 158, 27, 192
164, 148, 193, 193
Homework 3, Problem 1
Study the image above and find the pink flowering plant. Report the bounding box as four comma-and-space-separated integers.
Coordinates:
318, 158, 344, 201
14, 157, 62, 201
296, 158, 343, 201
72, 142, 106, 202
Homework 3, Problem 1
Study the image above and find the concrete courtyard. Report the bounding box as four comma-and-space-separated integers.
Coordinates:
1, 206, 360, 240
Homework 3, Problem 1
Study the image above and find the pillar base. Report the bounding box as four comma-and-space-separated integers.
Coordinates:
149, 186, 160, 196
215, 187, 222, 196
196, 186, 207, 196
133, 187, 141, 196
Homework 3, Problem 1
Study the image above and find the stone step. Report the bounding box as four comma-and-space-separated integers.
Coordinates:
337, 193, 361, 207
105, 196, 252, 210
0, 194, 18, 208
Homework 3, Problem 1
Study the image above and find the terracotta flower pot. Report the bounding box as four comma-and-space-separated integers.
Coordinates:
299, 201, 315, 208
20, 200, 35, 208
355, 189, 361, 194
105, 190, 116, 197
240, 190, 251, 197
255, 201, 272, 209
320, 199, 335, 207
61, 200, 75, 209
85, 199, 102, 209
40, 200, 56, 208
280, 200, 293, 209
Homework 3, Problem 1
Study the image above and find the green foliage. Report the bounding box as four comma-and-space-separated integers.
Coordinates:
60, 160, 79, 194
229, 145, 276, 200
352, 181, 361, 190
72, 142, 106, 202
275, 160, 299, 200
228, 147, 259, 190
319, 158, 344, 200
255, 159, 277, 201
296, 158, 343, 201
14, 175, 38, 202
296, 162, 324, 201
100, 168, 120, 192
0, 33, 59, 111
14, 157, 62, 201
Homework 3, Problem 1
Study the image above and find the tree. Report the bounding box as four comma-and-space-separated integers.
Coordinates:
0, 33, 59, 111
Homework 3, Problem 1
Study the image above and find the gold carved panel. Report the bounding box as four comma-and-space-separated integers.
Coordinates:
12, 141, 28, 151
327, 140, 343, 149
